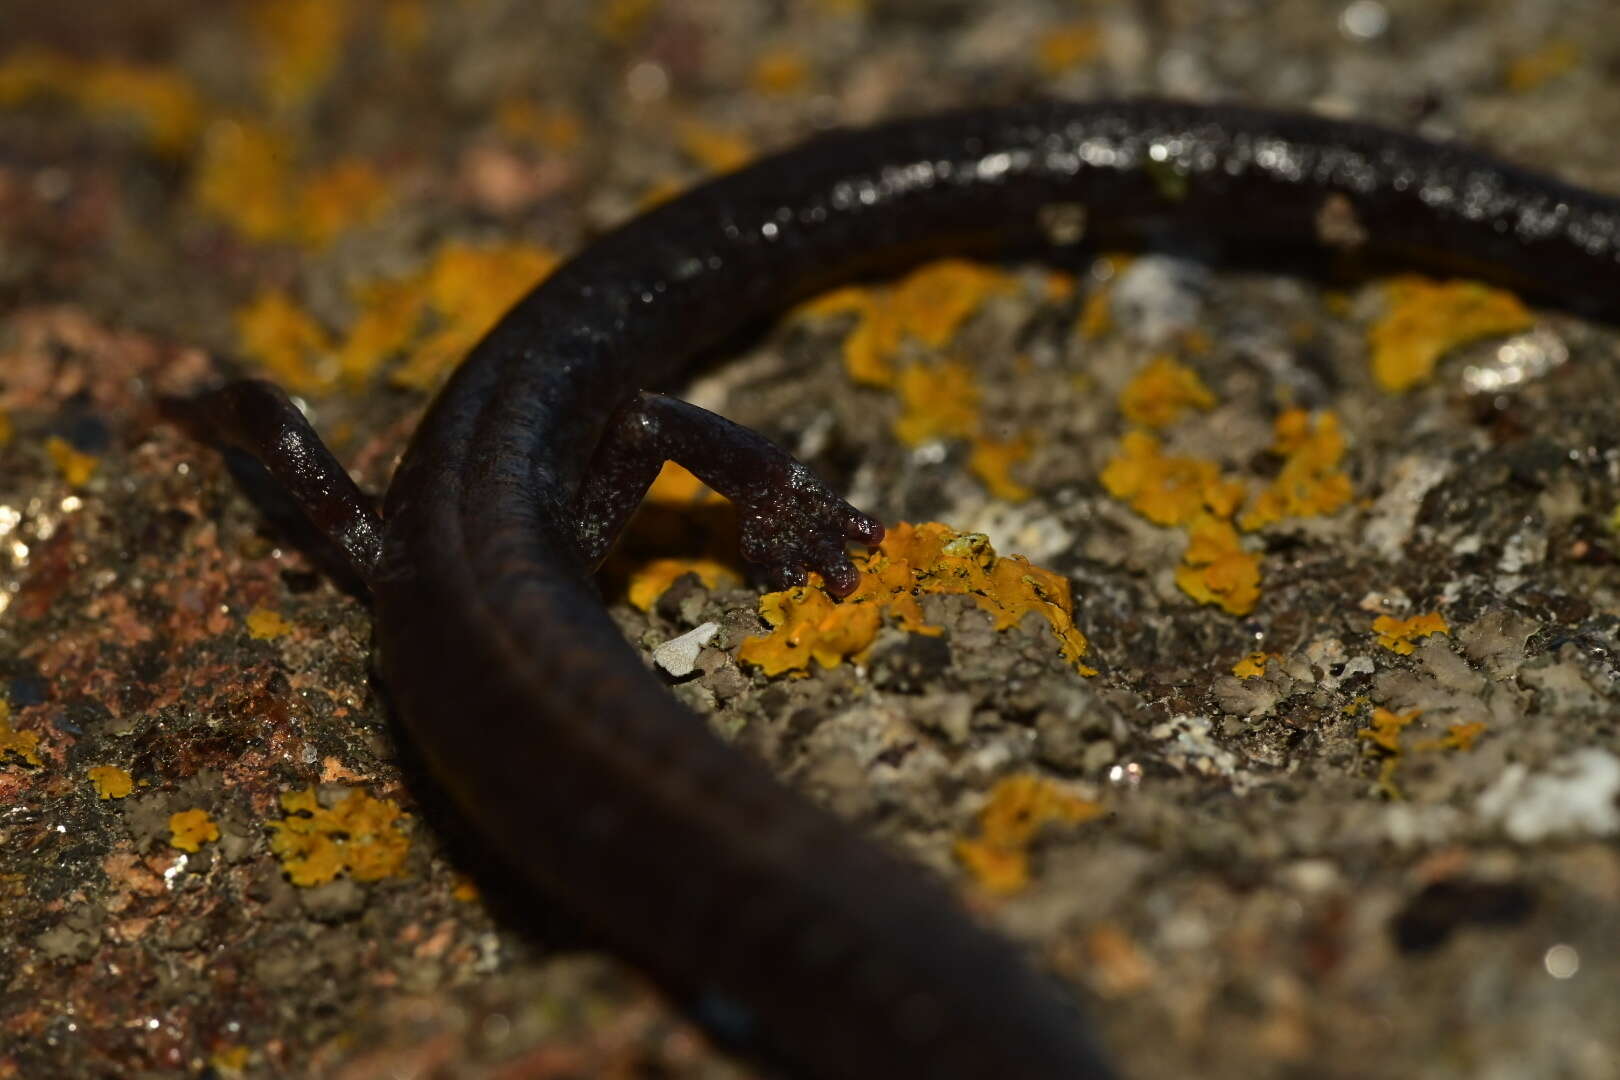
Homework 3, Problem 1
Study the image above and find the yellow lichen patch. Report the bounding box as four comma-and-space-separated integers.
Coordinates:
387, 242, 559, 390
496, 100, 584, 152
675, 119, 755, 174
1100, 431, 1244, 527
1358, 706, 1485, 798
1356, 706, 1422, 799
737, 585, 885, 677
298, 157, 391, 248
1118, 355, 1216, 429
954, 774, 1104, 896
627, 558, 741, 612
1238, 409, 1352, 530
88, 766, 134, 800
0, 48, 204, 153
45, 437, 98, 488
1368, 275, 1533, 392
1035, 24, 1102, 77
737, 522, 1094, 677
245, 606, 294, 640
337, 275, 432, 385
596, 0, 658, 43
193, 119, 390, 248
236, 287, 337, 395
0, 701, 41, 768
645, 461, 726, 506
1174, 514, 1261, 616
193, 119, 298, 243
802, 259, 1017, 388
1608, 503, 1620, 535
750, 49, 811, 95
1357, 706, 1422, 754
451, 874, 480, 902
1232, 652, 1274, 679
208, 1045, 251, 1076
169, 808, 220, 852
1411, 722, 1488, 753
1077, 287, 1113, 340
893, 361, 981, 446
1372, 611, 1450, 655
1505, 40, 1580, 92
382, 0, 430, 54
268, 786, 410, 887
968, 432, 1034, 502
250, 0, 352, 111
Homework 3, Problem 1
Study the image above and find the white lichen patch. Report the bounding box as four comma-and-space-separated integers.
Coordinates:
1476, 749, 1620, 843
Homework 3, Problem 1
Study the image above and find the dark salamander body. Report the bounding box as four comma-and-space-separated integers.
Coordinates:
201, 101, 1620, 1079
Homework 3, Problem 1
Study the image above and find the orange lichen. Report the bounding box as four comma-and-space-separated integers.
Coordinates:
801, 259, 1016, 388
954, 774, 1104, 895
645, 461, 726, 506
750, 49, 811, 95
1232, 652, 1273, 679
1100, 431, 1244, 527
1077, 288, 1113, 340
1355, 707, 1483, 799
1368, 275, 1533, 392
1372, 612, 1450, 655
268, 786, 410, 887
0, 701, 41, 768
968, 432, 1034, 502
1356, 705, 1423, 799
192, 119, 298, 243
208, 1046, 251, 1075
45, 437, 98, 488
596, 0, 658, 43
0, 48, 204, 153
88, 766, 134, 800
739, 586, 886, 677
250, 0, 351, 111
387, 242, 559, 389
1174, 514, 1261, 616
1357, 706, 1422, 754
245, 607, 295, 640
799, 262, 1036, 499
1505, 40, 1580, 92
675, 119, 755, 174
627, 558, 741, 612
337, 275, 432, 385
738, 522, 1094, 677
1238, 408, 1352, 530
236, 287, 337, 394
893, 361, 981, 446
0, 411, 11, 448
496, 100, 584, 152
1035, 24, 1102, 76
298, 157, 391, 247
382, 0, 430, 54
1118, 355, 1216, 429
193, 118, 390, 248
1411, 722, 1488, 753
169, 809, 220, 852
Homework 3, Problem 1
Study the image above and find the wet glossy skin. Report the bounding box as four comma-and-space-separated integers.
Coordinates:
202, 101, 1620, 1078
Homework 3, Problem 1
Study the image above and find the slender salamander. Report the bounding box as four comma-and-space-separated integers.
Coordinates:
195, 100, 1620, 1079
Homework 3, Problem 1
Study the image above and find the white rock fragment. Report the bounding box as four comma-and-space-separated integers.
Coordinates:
1363, 455, 1450, 559
651, 622, 720, 678
1476, 749, 1620, 843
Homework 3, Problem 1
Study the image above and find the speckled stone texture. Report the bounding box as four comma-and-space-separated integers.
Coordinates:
1, 1, 1617, 1078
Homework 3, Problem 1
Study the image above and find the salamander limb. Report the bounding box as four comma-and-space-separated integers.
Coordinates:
574, 391, 884, 596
